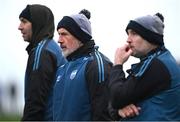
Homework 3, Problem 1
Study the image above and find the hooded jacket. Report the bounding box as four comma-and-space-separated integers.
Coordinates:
21, 4, 66, 120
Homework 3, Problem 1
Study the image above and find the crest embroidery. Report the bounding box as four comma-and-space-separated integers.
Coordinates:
56, 75, 61, 82
70, 70, 78, 80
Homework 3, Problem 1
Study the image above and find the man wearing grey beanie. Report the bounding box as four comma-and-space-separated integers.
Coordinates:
51, 9, 113, 121
109, 13, 180, 121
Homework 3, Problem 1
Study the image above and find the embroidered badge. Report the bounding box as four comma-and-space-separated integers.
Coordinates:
83, 57, 88, 60
56, 75, 61, 82
60, 64, 65, 68
70, 70, 78, 80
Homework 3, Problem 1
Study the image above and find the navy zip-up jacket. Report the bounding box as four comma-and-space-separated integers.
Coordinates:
109, 46, 180, 121
23, 39, 66, 120
52, 41, 112, 121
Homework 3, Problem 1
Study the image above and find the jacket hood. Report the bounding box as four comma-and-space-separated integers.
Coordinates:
29, 4, 55, 47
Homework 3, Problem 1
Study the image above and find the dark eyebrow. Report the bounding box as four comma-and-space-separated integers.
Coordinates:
59, 31, 68, 35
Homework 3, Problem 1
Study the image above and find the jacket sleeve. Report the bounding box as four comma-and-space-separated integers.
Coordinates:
85, 58, 112, 120
109, 58, 171, 109
22, 50, 57, 120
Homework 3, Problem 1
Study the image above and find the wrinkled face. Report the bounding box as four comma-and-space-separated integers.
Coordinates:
126, 29, 157, 58
18, 17, 32, 42
57, 28, 83, 57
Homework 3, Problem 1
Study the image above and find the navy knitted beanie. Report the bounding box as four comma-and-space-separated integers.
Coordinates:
19, 5, 32, 22
126, 13, 164, 46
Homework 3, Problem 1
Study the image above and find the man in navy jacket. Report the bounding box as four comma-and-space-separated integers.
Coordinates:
18, 4, 66, 120
109, 13, 180, 121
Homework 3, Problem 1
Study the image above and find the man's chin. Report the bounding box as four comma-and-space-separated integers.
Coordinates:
63, 49, 75, 58
62, 52, 69, 58
23, 39, 30, 43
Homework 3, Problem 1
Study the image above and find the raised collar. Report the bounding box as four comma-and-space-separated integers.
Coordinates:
67, 40, 95, 61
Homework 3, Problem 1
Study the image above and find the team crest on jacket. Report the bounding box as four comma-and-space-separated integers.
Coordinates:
56, 75, 61, 82
70, 70, 78, 80
83, 57, 88, 60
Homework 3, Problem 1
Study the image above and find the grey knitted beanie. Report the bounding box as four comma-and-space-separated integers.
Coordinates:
126, 13, 164, 46
57, 9, 92, 43
70, 9, 92, 36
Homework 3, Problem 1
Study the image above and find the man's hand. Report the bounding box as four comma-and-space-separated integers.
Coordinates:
114, 44, 132, 65
118, 104, 141, 118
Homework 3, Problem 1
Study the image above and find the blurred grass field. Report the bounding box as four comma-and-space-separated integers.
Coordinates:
0, 114, 21, 121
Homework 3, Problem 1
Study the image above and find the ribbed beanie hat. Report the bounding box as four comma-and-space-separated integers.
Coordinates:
126, 13, 164, 46
19, 5, 32, 22
57, 9, 92, 43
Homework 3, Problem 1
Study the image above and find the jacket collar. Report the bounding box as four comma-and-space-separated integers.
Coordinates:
67, 40, 95, 61
140, 46, 166, 61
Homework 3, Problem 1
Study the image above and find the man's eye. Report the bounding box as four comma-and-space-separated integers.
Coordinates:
131, 31, 137, 35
